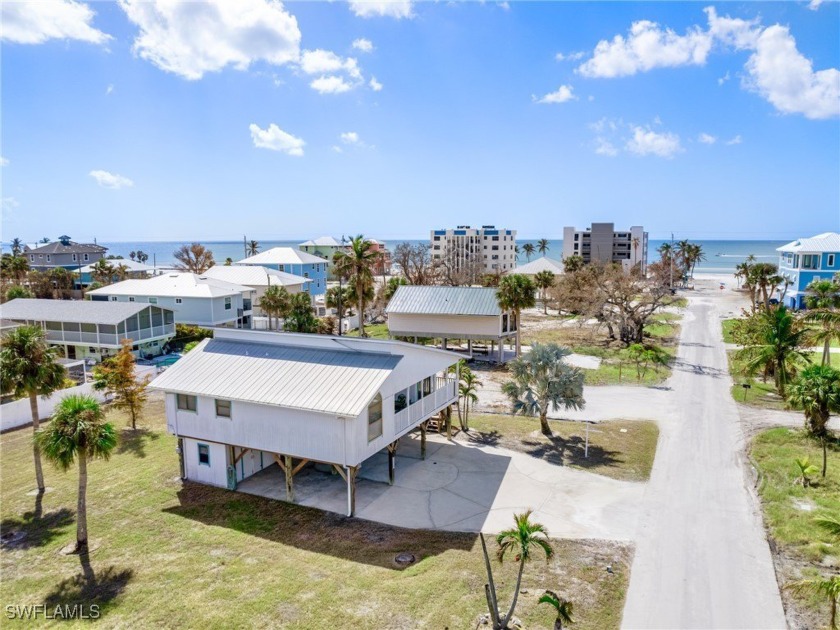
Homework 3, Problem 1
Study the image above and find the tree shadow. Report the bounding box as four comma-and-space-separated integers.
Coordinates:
0, 495, 74, 551
521, 434, 622, 472
116, 428, 159, 459
466, 429, 502, 448
43, 553, 133, 612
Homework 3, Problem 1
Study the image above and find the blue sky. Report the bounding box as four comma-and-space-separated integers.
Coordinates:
1, 0, 838, 242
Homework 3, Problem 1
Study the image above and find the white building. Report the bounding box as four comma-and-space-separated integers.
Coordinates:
509, 256, 564, 277
0, 298, 176, 361
200, 265, 310, 317
430, 226, 517, 275
385, 285, 517, 362
149, 328, 459, 516
87, 272, 255, 329
562, 223, 648, 272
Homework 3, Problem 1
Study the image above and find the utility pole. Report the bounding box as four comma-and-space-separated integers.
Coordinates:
337, 235, 346, 336
669, 232, 674, 291
243, 235, 247, 259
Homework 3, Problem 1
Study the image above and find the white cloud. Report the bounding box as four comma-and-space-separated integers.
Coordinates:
625, 126, 683, 158
698, 132, 717, 144
310, 75, 354, 94
704, 7, 760, 51
341, 132, 360, 144
300, 49, 361, 79
349, 1, 413, 19
595, 138, 619, 157
249, 123, 305, 156
89, 170, 134, 189
1, 0, 111, 45
744, 25, 840, 120
726, 134, 743, 145
577, 19, 712, 78
498, 2, 511, 10
0, 156, 8, 167
718, 70, 731, 86
369, 76, 383, 91
332, 145, 343, 153
118, 0, 300, 81
555, 51, 585, 62
352, 38, 374, 53
106, 83, 114, 95
534, 84, 577, 104
808, 0, 824, 10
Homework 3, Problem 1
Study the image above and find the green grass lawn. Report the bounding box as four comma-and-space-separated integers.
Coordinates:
751, 428, 840, 627
727, 351, 839, 409
467, 414, 659, 482
0, 396, 633, 628
721, 318, 739, 344
346, 323, 390, 339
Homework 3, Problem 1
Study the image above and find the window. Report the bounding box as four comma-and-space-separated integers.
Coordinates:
224, 297, 232, 310
177, 394, 197, 412
46, 255, 51, 262
368, 394, 383, 442
215, 399, 231, 418
72, 254, 77, 262
802, 254, 820, 270
128, 297, 135, 302
394, 388, 408, 413
29, 255, 34, 262
828, 254, 836, 267
175, 298, 182, 304
110, 296, 118, 302
197, 443, 210, 466
149, 297, 158, 304
422, 377, 432, 397
83, 254, 89, 261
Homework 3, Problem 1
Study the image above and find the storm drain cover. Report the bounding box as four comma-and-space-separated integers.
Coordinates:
394, 552, 416, 566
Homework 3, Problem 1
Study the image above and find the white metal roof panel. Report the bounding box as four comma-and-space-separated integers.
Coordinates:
201, 265, 311, 288
777, 232, 840, 253
87, 273, 252, 298
236, 247, 326, 266
510, 256, 564, 275
0, 298, 162, 325
385, 285, 502, 316
150, 338, 401, 416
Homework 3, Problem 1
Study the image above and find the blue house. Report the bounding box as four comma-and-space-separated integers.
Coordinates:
236, 248, 327, 296
777, 232, 840, 309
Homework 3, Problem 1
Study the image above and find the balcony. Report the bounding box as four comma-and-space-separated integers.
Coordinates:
394, 377, 457, 434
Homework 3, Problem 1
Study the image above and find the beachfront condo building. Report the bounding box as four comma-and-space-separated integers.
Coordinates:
562, 223, 648, 272
430, 226, 517, 275
777, 232, 840, 310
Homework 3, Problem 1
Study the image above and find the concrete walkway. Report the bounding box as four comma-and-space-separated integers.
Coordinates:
621, 291, 786, 629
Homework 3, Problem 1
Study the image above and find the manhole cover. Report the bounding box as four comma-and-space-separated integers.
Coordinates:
394, 552, 416, 566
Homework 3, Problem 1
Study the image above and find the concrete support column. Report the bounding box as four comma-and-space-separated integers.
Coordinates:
467, 339, 473, 357
420, 421, 428, 460
387, 441, 399, 485
345, 465, 359, 517
498, 339, 504, 363
442, 338, 447, 350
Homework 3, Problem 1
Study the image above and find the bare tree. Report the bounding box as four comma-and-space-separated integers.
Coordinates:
392, 242, 434, 285
433, 246, 486, 286
173, 243, 215, 274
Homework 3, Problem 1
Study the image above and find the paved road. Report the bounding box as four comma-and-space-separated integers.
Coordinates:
622, 294, 786, 629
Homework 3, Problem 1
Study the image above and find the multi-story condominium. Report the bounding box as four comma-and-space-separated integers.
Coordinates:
777, 232, 840, 309
24, 235, 107, 271
87, 272, 255, 329
430, 226, 517, 276
562, 223, 648, 272
0, 298, 176, 361
237, 247, 328, 296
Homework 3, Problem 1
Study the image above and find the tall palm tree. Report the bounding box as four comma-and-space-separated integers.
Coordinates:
0, 326, 66, 492
497, 274, 536, 356
90, 258, 116, 285
534, 270, 556, 315
522, 243, 535, 262
458, 369, 481, 431
804, 279, 840, 366
788, 575, 839, 630
35, 395, 117, 554
736, 305, 810, 396
1, 254, 29, 284
786, 364, 840, 477
259, 285, 291, 331
247, 240, 260, 257
115, 263, 130, 282
10, 237, 23, 256
502, 343, 585, 435
537, 239, 550, 256
495, 510, 554, 628
332, 236, 379, 338
749, 262, 782, 310
173, 243, 215, 274
538, 591, 575, 630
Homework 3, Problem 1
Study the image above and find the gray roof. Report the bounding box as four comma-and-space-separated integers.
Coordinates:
511, 256, 564, 276
385, 285, 502, 316
150, 338, 401, 416
26, 241, 107, 255
0, 298, 166, 325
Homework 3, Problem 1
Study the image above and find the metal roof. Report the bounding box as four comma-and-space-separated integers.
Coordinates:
87, 273, 252, 298
0, 298, 164, 325
26, 241, 107, 255
510, 256, 564, 276
236, 247, 326, 266
150, 338, 401, 417
385, 285, 502, 316
777, 232, 840, 253
299, 236, 342, 247
78, 259, 156, 273
201, 265, 311, 288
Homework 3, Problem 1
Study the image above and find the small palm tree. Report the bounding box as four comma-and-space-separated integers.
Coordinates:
259, 285, 291, 331
534, 270, 556, 315
522, 243, 535, 262
788, 574, 839, 630
502, 343, 585, 436
0, 326, 66, 492
537, 239, 550, 256
804, 279, 840, 366
815, 512, 840, 542
35, 395, 117, 554
793, 457, 820, 487
458, 369, 481, 431
333, 236, 380, 338
787, 365, 840, 477
497, 274, 536, 356
538, 590, 574, 629
247, 240, 260, 256
10, 237, 23, 256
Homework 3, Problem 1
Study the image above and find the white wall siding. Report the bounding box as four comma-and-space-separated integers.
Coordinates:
183, 437, 229, 487
106, 295, 242, 327
388, 312, 503, 338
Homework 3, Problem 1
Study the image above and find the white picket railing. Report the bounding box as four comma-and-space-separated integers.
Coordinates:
394, 378, 457, 433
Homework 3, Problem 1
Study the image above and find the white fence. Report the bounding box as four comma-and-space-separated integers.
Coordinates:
0, 366, 159, 433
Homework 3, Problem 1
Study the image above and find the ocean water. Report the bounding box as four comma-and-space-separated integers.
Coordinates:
7, 238, 787, 274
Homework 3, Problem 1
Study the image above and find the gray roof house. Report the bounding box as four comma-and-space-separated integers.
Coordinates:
25, 236, 107, 271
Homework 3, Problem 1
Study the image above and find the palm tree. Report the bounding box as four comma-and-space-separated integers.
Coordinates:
749, 262, 782, 310
135, 250, 149, 264
562, 255, 584, 273
259, 285, 291, 331
522, 243, 535, 262
129, 251, 137, 261
736, 305, 810, 396
495, 510, 554, 628
332, 236, 379, 338
1, 254, 29, 284
90, 258, 116, 285
497, 274, 536, 356
804, 279, 840, 366
537, 239, 550, 256
35, 395, 117, 554
10, 237, 23, 256
534, 270, 556, 315
502, 343, 585, 436
786, 364, 840, 477
115, 263, 130, 282
538, 591, 575, 629
0, 326, 66, 492
793, 456, 820, 487
173, 243, 215, 274
788, 575, 839, 630
458, 369, 481, 431
247, 240, 260, 257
